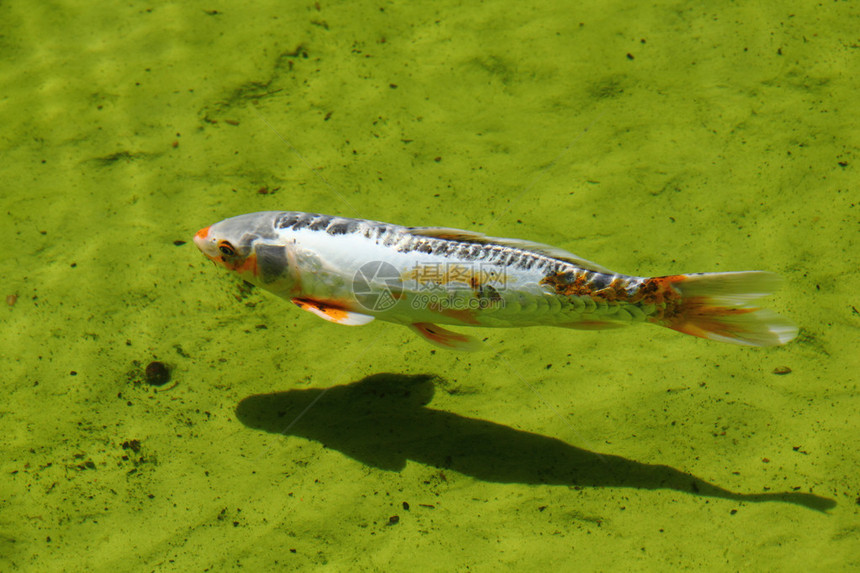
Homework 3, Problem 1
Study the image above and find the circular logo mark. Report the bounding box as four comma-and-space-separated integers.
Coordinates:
352, 261, 402, 311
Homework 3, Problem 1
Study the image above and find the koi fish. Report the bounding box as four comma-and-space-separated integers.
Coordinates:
193, 211, 797, 351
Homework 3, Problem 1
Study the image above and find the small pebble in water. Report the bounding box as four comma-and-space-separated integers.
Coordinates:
145, 361, 170, 386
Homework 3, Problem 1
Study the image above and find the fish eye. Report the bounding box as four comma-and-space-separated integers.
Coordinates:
218, 241, 237, 257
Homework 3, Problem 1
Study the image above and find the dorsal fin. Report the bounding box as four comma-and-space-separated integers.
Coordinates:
408, 227, 486, 242
407, 226, 615, 274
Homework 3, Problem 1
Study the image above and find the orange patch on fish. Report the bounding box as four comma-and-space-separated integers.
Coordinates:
291, 297, 375, 325
665, 297, 758, 340
222, 252, 258, 276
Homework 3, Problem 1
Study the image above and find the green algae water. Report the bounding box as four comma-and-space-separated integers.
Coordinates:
1, 1, 857, 570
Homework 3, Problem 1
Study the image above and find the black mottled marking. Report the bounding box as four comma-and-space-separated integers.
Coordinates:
537, 258, 553, 271
256, 244, 288, 283
395, 237, 414, 253
326, 220, 357, 235
291, 218, 312, 231
382, 232, 398, 247
493, 250, 512, 266
432, 241, 453, 256
588, 273, 611, 289
308, 216, 332, 231
415, 241, 434, 254
275, 213, 303, 229
481, 284, 502, 302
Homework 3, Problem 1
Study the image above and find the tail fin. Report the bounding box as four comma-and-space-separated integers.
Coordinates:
658, 271, 797, 346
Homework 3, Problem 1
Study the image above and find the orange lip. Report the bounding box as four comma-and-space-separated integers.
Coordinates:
193, 226, 211, 253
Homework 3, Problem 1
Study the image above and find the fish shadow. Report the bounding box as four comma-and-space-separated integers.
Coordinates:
235, 373, 835, 512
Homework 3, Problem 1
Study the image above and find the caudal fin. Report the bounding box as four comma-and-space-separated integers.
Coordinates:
657, 271, 797, 346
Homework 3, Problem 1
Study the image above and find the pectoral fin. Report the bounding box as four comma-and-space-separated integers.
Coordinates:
409, 322, 483, 351
292, 298, 375, 326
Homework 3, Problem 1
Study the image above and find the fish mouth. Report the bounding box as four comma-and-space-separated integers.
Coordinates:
193, 226, 215, 259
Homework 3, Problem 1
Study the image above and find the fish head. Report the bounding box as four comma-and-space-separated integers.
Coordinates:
194, 211, 298, 292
